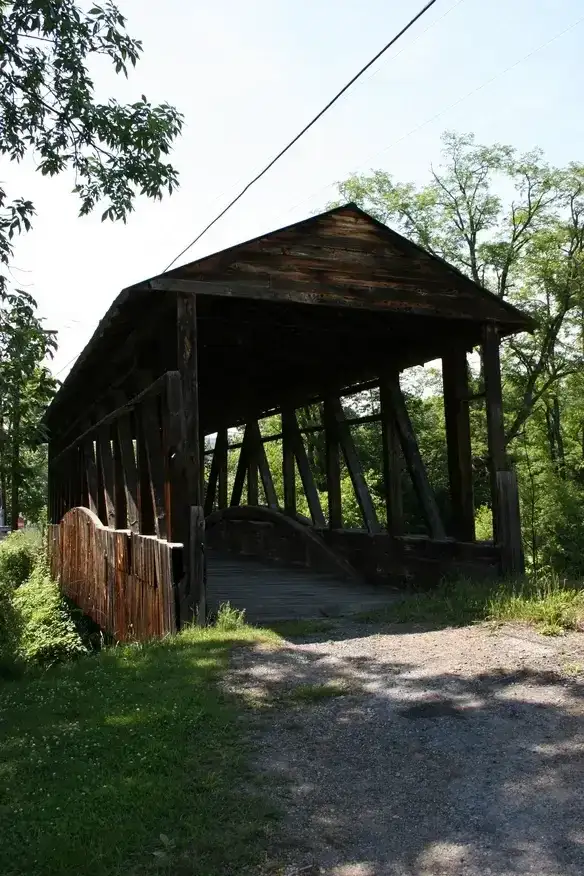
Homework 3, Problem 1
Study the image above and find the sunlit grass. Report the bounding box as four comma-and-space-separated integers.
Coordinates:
356, 575, 584, 635
0, 623, 281, 876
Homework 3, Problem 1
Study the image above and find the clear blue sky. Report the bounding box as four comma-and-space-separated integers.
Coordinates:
7, 0, 584, 376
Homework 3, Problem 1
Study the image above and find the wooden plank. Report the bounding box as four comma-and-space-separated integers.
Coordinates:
177, 292, 205, 622
323, 399, 342, 529
112, 426, 127, 529
230, 425, 250, 507
141, 396, 168, 540
287, 408, 326, 527
116, 414, 139, 533
164, 371, 188, 545
442, 349, 475, 542
482, 324, 507, 545
379, 379, 403, 535
136, 415, 155, 535
328, 397, 380, 534
386, 375, 447, 541
247, 458, 259, 505
247, 419, 278, 509
216, 428, 228, 509
83, 440, 99, 516
496, 470, 524, 577
204, 429, 228, 516
281, 407, 297, 517
96, 426, 116, 528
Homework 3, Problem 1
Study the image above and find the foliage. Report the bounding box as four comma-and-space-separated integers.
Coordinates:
0, 624, 279, 876
214, 601, 247, 631
0, 529, 41, 589
12, 559, 87, 666
0, 573, 22, 677
356, 575, 584, 635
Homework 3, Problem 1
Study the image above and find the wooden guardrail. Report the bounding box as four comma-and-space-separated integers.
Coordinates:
48, 507, 181, 641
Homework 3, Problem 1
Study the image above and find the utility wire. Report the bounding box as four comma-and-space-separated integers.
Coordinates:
273, 13, 584, 224
162, 0, 440, 271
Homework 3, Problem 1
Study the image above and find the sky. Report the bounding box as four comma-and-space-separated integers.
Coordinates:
6, 0, 584, 378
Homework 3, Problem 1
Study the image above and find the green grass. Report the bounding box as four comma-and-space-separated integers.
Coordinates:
356, 575, 584, 634
0, 623, 281, 876
284, 680, 353, 703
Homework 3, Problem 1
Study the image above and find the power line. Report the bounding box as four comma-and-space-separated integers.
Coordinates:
162, 0, 441, 272
272, 13, 584, 224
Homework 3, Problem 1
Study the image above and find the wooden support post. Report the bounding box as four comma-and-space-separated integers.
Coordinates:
116, 414, 139, 533
97, 427, 116, 528
387, 375, 447, 541
247, 458, 259, 505
247, 419, 279, 509
83, 439, 99, 517
142, 397, 168, 540
217, 428, 228, 510
482, 324, 507, 545
482, 324, 523, 575
136, 414, 155, 535
164, 371, 188, 544
324, 398, 342, 530
112, 428, 127, 529
379, 379, 403, 535
230, 425, 250, 507
281, 407, 297, 517
284, 407, 325, 526
442, 349, 475, 542
177, 293, 205, 624
328, 397, 380, 534
204, 429, 228, 516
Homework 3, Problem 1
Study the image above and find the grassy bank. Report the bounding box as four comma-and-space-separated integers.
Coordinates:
357, 575, 584, 634
0, 624, 280, 876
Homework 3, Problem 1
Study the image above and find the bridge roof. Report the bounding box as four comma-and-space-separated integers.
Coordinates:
46, 203, 531, 438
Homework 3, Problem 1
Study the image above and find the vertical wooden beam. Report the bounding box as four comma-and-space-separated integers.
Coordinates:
83, 439, 99, 517
482, 324, 507, 546
247, 458, 259, 505
112, 427, 127, 529
217, 428, 228, 510
177, 293, 205, 624
204, 429, 228, 516
164, 371, 188, 544
281, 407, 297, 517
284, 408, 325, 526
230, 425, 250, 507
324, 398, 342, 530
387, 375, 447, 541
116, 414, 139, 533
379, 379, 403, 535
142, 396, 168, 540
97, 426, 116, 528
247, 419, 278, 509
442, 349, 475, 542
136, 414, 155, 535
328, 397, 380, 534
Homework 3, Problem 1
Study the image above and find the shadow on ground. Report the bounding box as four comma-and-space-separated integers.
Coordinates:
228, 628, 584, 876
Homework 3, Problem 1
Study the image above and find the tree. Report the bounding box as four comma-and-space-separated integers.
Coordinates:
0, 290, 56, 528
0, 0, 183, 299
331, 132, 584, 450
0, 1, 183, 524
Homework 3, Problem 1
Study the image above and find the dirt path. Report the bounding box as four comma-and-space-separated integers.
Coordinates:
230, 623, 584, 876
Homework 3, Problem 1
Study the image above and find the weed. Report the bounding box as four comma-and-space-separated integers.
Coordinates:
285, 680, 353, 703
214, 601, 247, 631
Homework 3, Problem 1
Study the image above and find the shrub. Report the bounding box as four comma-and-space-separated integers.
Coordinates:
0, 575, 23, 678
214, 602, 247, 631
0, 530, 42, 590
13, 562, 87, 667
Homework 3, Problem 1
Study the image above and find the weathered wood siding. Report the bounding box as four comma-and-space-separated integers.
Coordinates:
48, 507, 180, 641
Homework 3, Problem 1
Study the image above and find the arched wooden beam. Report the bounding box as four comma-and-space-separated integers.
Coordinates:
205, 504, 360, 582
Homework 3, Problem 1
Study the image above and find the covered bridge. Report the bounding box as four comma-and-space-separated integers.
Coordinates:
45, 204, 530, 638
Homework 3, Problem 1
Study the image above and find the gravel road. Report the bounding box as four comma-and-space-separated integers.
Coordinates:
229, 622, 584, 876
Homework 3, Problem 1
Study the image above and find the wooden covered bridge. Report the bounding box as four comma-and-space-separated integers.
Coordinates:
45, 204, 530, 639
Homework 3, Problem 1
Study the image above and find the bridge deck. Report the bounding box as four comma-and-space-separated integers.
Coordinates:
206, 550, 400, 623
